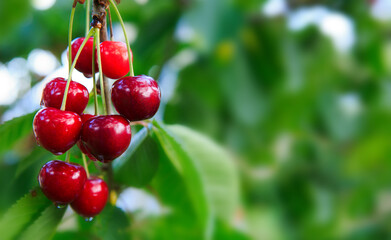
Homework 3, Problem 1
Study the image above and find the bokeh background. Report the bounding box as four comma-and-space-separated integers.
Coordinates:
1, 0, 391, 239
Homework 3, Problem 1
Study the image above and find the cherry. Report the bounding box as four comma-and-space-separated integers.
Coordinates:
70, 37, 98, 75
111, 75, 161, 121
38, 160, 87, 204
77, 114, 97, 161
81, 115, 131, 162
41, 78, 89, 115
100, 41, 131, 79
33, 107, 82, 155
71, 177, 108, 218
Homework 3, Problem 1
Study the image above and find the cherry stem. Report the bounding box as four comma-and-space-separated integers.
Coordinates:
108, 7, 114, 41
65, 151, 70, 163
82, 153, 90, 178
68, 6, 76, 72
91, 33, 99, 115
61, 28, 96, 111
107, 0, 134, 77
85, 0, 91, 37
95, 28, 108, 115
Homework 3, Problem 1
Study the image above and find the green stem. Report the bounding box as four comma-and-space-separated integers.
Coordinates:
108, 7, 114, 41
95, 28, 108, 115
107, 0, 134, 77
82, 154, 90, 178
61, 28, 95, 111
85, 0, 91, 37
65, 151, 70, 163
91, 33, 98, 115
68, 7, 76, 72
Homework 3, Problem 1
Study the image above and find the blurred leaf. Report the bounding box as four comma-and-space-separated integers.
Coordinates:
0, 188, 51, 240
75, 205, 131, 240
153, 121, 240, 238
18, 204, 66, 240
146, 143, 203, 239
214, 220, 250, 240
92, 205, 131, 240
0, 112, 36, 157
183, 0, 242, 52
52, 231, 92, 240
15, 147, 54, 179
166, 125, 240, 221
152, 121, 212, 238
114, 135, 159, 188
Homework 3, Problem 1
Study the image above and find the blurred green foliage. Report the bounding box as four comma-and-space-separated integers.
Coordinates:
1, 0, 391, 239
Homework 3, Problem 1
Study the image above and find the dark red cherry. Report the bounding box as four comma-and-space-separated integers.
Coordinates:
41, 77, 89, 115
100, 41, 131, 79
70, 37, 98, 75
71, 177, 108, 218
77, 114, 97, 161
33, 107, 82, 155
81, 115, 131, 162
111, 75, 161, 121
38, 160, 87, 204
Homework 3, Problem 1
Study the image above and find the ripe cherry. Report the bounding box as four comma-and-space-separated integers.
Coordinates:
81, 115, 131, 162
100, 41, 131, 79
33, 107, 82, 155
41, 78, 89, 115
111, 75, 161, 121
38, 160, 87, 205
77, 114, 97, 161
70, 37, 98, 75
71, 177, 108, 218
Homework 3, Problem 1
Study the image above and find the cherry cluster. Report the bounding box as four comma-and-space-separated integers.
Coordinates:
32, 3, 161, 218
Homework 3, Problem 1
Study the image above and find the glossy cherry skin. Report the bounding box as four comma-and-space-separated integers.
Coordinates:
111, 75, 161, 121
77, 114, 97, 161
38, 160, 87, 204
70, 37, 98, 75
33, 107, 82, 155
81, 115, 131, 162
41, 78, 89, 115
71, 177, 108, 218
100, 41, 132, 79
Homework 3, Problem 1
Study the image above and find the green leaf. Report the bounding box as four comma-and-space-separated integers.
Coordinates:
52, 231, 92, 240
113, 127, 149, 172
114, 135, 159, 187
15, 147, 54, 179
153, 122, 212, 238
0, 111, 36, 156
92, 205, 131, 240
18, 204, 66, 240
149, 146, 204, 239
167, 124, 240, 221
0, 188, 51, 240
152, 121, 240, 239
74, 205, 131, 240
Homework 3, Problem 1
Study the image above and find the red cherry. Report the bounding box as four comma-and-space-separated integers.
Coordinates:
38, 160, 87, 204
81, 115, 131, 162
33, 107, 82, 155
77, 114, 97, 161
111, 75, 161, 121
100, 41, 132, 79
71, 177, 108, 218
41, 78, 89, 115
70, 37, 98, 75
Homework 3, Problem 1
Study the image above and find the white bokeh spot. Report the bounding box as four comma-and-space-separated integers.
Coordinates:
31, 0, 56, 10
